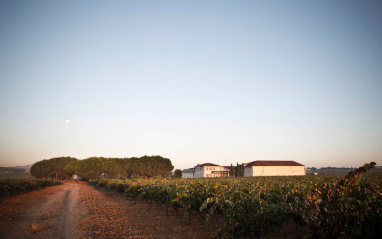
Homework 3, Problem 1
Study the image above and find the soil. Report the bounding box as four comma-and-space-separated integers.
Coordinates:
77, 183, 223, 238
0, 182, 86, 239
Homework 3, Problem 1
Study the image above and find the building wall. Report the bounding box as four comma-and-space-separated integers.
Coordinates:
194, 166, 204, 178
292, 166, 306, 176
244, 167, 253, 177
245, 166, 306, 177
253, 166, 264, 176
263, 166, 278, 176
182, 172, 194, 178
187, 165, 229, 178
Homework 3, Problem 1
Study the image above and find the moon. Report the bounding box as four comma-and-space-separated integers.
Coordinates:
66, 120, 70, 123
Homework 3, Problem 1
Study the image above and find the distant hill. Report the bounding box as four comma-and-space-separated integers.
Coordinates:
307, 166, 382, 175
14, 164, 33, 173
369, 166, 382, 173
0, 164, 33, 173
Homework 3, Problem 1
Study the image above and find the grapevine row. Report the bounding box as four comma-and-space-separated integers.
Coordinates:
90, 163, 381, 238
0, 178, 63, 199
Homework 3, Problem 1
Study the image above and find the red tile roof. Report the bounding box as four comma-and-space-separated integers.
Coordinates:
198, 163, 220, 167
245, 160, 304, 167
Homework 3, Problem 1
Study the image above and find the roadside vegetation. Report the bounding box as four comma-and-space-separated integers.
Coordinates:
91, 162, 381, 239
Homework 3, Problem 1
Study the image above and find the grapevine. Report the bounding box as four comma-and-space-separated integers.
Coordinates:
90, 163, 381, 238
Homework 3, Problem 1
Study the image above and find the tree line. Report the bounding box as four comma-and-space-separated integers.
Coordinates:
0, 167, 26, 173
30, 156, 174, 180
228, 163, 245, 177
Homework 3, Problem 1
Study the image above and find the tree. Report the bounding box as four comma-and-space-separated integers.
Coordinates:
31, 157, 77, 180
75, 157, 105, 180
32, 155, 174, 181
102, 158, 120, 179
174, 169, 182, 178
229, 164, 234, 177
235, 163, 240, 177
30, 159, 51, 179
128, 156, 174, 179
48, 157, 77, 180
114, 157, 135, 179
63, 161, 78, 180
234, 163, 244, 177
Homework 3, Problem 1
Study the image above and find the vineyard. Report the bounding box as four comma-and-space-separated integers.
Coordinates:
0, 178, 62, 199
91, 162, 382, 239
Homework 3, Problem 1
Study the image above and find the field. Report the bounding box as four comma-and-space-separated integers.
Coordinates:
0, 163, 381, 238
91, 169, 382, 238
0, 172, 33, 179
0, 178, 62, 198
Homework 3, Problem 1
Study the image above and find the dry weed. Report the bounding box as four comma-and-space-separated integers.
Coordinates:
31, 223, 49, 233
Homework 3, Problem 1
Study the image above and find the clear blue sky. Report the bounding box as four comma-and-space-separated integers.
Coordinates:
1, 0, 381, 169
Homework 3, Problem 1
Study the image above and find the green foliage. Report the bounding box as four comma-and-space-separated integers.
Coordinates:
174, 169, 182, 178
0, 178, 62, 199
31, 155, 174, 181
90, 163, 381, 239
63, 161, 77, 176
103, 158, 120, 179
229, 164, 234, 177
30, 159, 52, 179
129, 156, 174, 178
235, 163, 245, 177
75, 157, 105, 180
49, 157, 77, 179
31, 157, 77, 179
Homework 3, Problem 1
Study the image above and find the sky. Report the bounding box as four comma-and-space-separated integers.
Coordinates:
1, 0, 381, 169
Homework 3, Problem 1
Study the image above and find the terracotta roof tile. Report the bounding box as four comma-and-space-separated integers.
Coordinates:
245, 160, 304, 167
198, 163, 220, 167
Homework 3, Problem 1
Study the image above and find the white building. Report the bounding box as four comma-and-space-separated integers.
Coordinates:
182, 163, 230, 178
182, 168, 195, 178
244, 160, 306, 177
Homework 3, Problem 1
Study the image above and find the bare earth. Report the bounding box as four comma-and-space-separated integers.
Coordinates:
0, 183, 86, 239
0, 182, 222, 239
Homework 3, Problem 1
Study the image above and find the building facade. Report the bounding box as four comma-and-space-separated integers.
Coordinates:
244, 160, 306, 176
182, 163, 230, 178
182, 168, 195, 178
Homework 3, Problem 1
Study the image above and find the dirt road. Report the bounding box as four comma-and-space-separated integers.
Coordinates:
0, 182, 221, 239
0, 183, 85, 239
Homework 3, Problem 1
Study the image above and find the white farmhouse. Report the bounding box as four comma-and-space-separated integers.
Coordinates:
244, 160, 306, 177
182, 163, 230, 178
